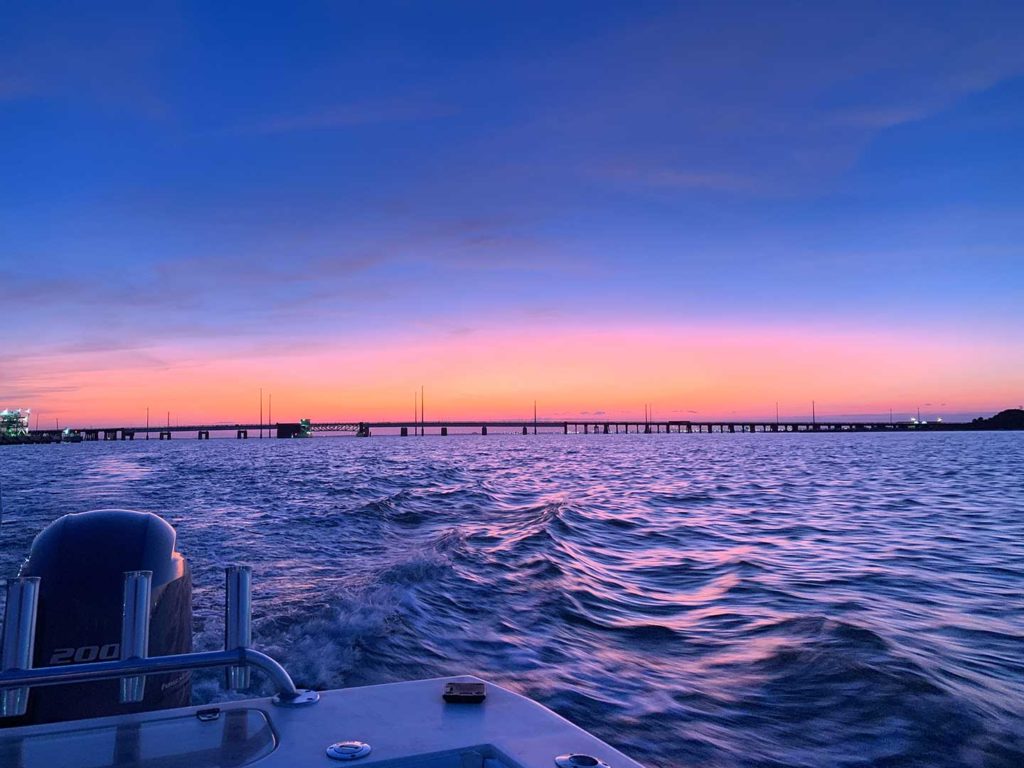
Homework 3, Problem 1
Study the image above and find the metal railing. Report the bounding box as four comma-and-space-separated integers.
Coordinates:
0, 577, 39, 717
0, 566, 318, 718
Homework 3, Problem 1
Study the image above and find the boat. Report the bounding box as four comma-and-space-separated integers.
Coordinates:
0, 509, 643, 768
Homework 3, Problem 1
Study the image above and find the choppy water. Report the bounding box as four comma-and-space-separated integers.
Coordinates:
1, 433, 1022, 767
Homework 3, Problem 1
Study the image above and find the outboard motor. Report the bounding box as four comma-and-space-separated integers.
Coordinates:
13, 510, 192, 724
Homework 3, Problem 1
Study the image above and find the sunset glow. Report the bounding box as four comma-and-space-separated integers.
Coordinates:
9, 321, 1021, 426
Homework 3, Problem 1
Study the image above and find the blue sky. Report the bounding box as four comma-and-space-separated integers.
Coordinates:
2, 1, 1023, 420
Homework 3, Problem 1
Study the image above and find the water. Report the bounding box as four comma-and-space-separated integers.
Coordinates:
1, 433, 1022, 767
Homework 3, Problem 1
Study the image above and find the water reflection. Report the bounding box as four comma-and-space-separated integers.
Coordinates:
1, 433, 1022, 767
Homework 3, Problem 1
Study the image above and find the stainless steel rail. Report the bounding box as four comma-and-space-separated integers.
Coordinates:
0, 567, 318, 715
0, 647, 318, 706
0, 577, 39, 717
119, 570, 152, 703
224, 565, 252, 690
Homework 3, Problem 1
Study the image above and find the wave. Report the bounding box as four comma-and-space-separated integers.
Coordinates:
3, 432, 1023, 767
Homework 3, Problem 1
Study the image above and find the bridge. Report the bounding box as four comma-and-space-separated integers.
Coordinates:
23, 418, 979, 442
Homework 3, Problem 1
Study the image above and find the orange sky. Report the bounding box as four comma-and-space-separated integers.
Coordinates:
9, 322, 1021, 427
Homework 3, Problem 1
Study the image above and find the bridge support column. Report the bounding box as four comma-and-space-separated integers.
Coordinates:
198, 430, 209, 440
522, 426, 528, 435
481, 426, 488, 436
237, 429, 247, 438
103, 430, 117, 441
121, 430, 135, 440
159, 431, 171, 440
584, 424, 589, 434
441, 427, 448, 436
401, 427, 408, 437
563, 423, 568, 434
356, 423, 371, 437
603, 423, 609, 434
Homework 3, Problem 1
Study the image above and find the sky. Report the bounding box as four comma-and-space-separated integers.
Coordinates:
2, 1, 1023, 426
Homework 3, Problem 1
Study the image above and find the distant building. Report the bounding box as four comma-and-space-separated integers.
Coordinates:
0, 408, 30, 438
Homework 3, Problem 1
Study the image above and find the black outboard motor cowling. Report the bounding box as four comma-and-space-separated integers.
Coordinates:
15, 510, 192, 725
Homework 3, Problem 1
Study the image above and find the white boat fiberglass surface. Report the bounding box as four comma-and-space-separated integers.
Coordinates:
0, 510, 644, 768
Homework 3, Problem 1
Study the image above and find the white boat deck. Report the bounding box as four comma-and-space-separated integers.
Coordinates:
0, 675, 645, 768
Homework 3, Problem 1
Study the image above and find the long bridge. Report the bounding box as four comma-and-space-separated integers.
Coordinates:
22, 417, 982, 442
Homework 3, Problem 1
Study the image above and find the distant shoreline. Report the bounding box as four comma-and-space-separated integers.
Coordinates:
3, 409, 1022, 445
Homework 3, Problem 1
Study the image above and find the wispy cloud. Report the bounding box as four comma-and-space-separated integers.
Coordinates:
0, 10, 176, 119
823, 105, 935, 130
598, 163, 763, 193
237, 100, 454, 135
0, 214, 590, 363
0, 75, 33, 101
